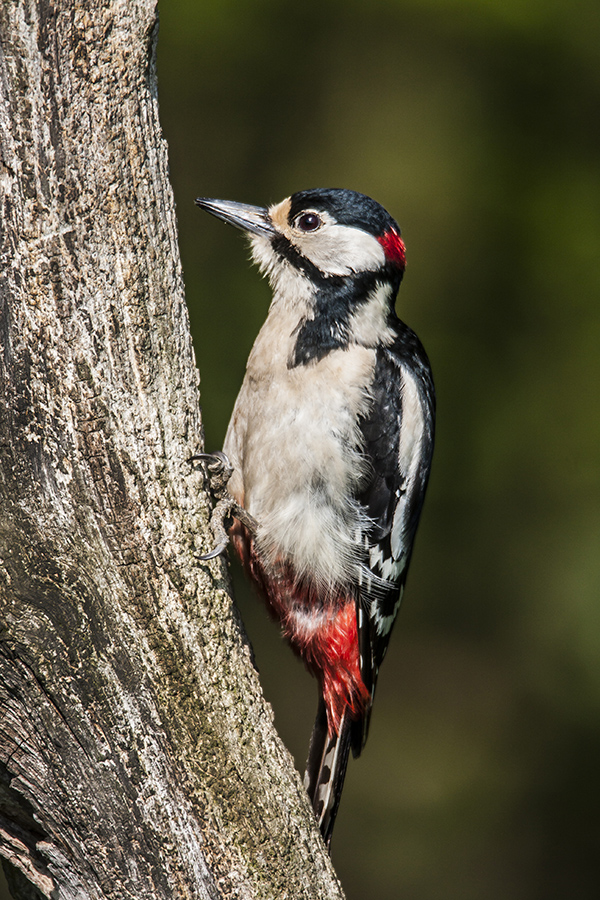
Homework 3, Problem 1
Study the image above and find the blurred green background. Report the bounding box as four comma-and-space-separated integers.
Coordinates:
155, 1, 600, 898
5, 2, 598, 899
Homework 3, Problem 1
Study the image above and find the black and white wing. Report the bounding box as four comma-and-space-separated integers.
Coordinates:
354, 323, 435, 752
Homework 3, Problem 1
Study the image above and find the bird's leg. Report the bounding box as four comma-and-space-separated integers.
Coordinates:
190, 451, 259, 559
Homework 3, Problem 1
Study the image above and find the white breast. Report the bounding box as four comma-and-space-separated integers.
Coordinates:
223, 299, 376, 591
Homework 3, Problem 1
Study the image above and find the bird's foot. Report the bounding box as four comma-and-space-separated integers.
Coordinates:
190, 451, 258, 559
190, 451, 233, 501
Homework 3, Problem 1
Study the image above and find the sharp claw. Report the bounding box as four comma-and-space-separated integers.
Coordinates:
189, 450, 231, 470
190, 449, 257, 562
198, 542, 228, 561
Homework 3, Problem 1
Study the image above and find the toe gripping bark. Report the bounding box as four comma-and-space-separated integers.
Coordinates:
190, 451, 258, 559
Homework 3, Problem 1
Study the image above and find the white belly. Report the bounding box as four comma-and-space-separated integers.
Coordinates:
223, 312, 377, 590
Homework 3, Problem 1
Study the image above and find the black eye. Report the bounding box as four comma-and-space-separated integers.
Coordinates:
295, 212, 322, 232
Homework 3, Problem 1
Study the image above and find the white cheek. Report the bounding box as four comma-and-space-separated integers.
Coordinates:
297, 225, 386, 276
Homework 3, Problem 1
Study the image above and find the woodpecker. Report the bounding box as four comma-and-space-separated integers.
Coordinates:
195, 188, 435, 847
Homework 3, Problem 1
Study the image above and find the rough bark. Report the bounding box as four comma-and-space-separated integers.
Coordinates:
0, 2, 344, 899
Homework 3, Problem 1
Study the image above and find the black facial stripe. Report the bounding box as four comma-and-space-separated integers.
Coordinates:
271, 233, 332, 285
272, 230, 402, 293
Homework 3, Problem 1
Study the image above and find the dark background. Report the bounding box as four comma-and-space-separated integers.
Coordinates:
155, 3, 599, 898
2, 1, 598, 898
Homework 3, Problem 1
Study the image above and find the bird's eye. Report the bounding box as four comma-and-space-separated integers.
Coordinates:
294, 212, 322, 233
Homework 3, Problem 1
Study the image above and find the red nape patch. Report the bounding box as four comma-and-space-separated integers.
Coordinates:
378, 228, 406, 268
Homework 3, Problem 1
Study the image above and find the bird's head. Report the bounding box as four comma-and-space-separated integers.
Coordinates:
196, 188, 407, 362
196, 188, 405, 280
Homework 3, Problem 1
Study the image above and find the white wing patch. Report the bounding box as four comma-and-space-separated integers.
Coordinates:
391, 369, 425, 561
398, 368, 425, 477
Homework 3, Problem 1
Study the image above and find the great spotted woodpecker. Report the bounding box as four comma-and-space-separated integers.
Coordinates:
195, 189, 435, 847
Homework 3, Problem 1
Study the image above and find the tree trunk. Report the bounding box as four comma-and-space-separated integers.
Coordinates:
0, 3, 344, 898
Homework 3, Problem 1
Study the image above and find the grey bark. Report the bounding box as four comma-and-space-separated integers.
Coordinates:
0, 2, 345, 899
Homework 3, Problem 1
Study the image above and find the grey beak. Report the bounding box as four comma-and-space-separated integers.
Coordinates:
195, 197, 276, 238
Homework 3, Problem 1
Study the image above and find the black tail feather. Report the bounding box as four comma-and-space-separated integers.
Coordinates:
304, 697, 353, 849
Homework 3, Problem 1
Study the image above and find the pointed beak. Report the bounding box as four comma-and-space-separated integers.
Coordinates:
195, 197, 276, 238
